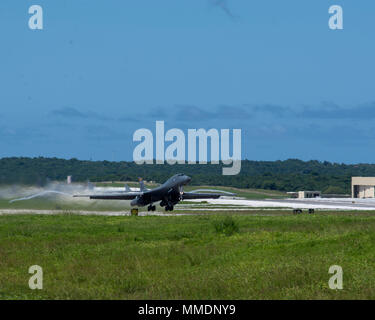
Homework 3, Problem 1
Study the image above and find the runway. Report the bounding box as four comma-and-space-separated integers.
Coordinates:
186, 197, 375, 210
0, 209, 189, 216
3, 197, 375, 216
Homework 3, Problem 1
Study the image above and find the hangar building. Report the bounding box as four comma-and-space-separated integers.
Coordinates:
352, 177, 375, 198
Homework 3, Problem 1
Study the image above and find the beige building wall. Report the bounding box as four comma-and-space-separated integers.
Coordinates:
352, 177, 375, 198
298, 191, 321, 199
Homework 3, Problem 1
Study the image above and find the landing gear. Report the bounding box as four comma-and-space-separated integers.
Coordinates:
160, 200, 174, 212
147, 205, 156, 211
165, 204, 174, 212
293, 209, 302, 214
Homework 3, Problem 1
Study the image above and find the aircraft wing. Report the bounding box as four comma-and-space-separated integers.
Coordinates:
188, 189, 236, 196
181, 192, 223, 200
73, 193, 139, 200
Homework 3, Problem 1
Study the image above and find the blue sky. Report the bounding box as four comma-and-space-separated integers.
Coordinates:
1, 0, 375, 163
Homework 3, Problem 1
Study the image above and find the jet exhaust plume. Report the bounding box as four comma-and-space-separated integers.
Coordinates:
0, 182, 90, 204
9, 190, 71, 203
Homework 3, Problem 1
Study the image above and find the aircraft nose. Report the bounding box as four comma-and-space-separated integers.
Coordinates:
185, 176, 192, 183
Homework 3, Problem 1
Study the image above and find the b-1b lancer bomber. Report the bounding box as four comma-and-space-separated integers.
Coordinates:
74, 174, 233, 212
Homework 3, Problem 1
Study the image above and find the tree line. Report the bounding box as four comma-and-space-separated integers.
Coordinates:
1, 157, 374, 193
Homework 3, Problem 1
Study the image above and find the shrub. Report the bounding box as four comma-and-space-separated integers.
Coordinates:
213, 216, 239, 236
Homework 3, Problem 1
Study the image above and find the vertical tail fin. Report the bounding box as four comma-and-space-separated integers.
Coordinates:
139, 178, 145, 192
124, 184, 130, 192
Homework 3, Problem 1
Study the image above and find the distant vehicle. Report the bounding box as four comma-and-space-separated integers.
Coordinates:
74, 173, 232, 212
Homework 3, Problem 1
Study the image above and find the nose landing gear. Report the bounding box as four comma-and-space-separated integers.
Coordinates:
147, 205, 156, 211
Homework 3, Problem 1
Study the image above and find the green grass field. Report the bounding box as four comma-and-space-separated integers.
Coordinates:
1, 212, 375, 299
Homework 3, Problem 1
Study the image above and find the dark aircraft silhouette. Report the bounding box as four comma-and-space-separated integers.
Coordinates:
75, 173, 231, 212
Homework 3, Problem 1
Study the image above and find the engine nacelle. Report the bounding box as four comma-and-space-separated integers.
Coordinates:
131, 196, 145, 207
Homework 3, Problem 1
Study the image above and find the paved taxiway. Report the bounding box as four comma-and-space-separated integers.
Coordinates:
190, 197, 375, 210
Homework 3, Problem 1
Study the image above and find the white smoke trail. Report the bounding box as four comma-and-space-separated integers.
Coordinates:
9, 190, 71, 203
3, 181, 133, 208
